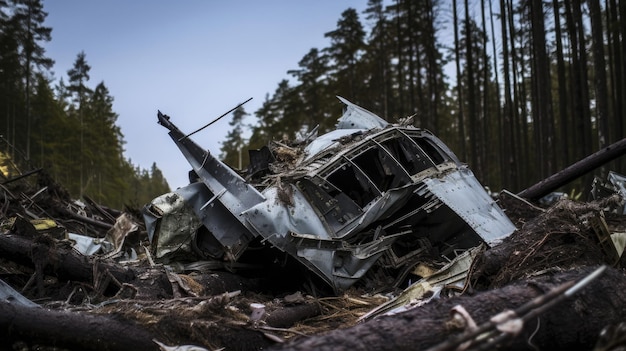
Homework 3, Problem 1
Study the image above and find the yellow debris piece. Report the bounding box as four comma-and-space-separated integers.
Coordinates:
30, 218, 58, 231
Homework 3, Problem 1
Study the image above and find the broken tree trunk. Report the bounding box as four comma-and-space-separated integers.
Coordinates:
0, 233, 265, 299
0, 301, 159, 351
271, 267, 626, 351
265, 303, 322, 328
0, 233, 134, 292
517, 137, 626, 200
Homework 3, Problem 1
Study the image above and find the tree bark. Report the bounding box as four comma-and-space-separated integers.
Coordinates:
0, 233, 134, 296
452, 0, 467, 162
266, 303, 322, 328
499, 0, 515, 189
530, 0, 556, 178
0, 301, 159, 351
0, 233, 262, 299
588, 0, 610, 151
552, 0, 570, 169
271, 267, 626, 351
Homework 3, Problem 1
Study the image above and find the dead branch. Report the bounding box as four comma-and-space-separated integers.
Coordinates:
517, 138, 626, 200
0, 233, 134, 292
266, 303, 322, 328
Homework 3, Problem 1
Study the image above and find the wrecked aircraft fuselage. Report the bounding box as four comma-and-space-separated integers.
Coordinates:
143, 97, 516, 293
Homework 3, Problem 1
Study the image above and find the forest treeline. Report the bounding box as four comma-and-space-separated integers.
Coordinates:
0, 0, 169, 209
220, 0, 625, 194
1, 0, 624, 210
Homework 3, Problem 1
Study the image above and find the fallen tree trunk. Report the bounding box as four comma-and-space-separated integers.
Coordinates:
272, 266, 626, 351
0, 233, 266, 299
0, 301, 159, 351
266, 303, 322, 328
517, 137, 626, 200
0, 233, 134, 292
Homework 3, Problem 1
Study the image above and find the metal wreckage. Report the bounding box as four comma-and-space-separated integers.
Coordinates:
142, 97, 516, 293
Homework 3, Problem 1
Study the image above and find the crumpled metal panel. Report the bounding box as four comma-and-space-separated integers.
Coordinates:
591, 171, 626, 214
144, 181, 257, 261
422, 167, 517, 246
157, 112, 265, 217
155, 112, 264, 259
303, 129, 363, 161
67, 233, 110, 256
359, 245, 482, 321
608, 171, 626, 214
143, 184, 204, 261
608, 171, 626, 195
147, 97, 516, 293
242, 185, 415, 289
335, 96, 389, 130
243, 185, 330, 241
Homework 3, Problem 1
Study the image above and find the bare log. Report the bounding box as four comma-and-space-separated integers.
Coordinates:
0, 233, 134, 288
266, 303, 322, 328
0, 301, 159, 351
1, 167, 42, 185
54, 203, 114, 230
517, 137, 626, 200
0, 233, 264, 299
271, 267, 626, 351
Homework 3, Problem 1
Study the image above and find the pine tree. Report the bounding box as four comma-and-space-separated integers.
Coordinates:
588, 0, 609, 152
10, 0, 53, 160
324, 8, 366, 101
31, 73, 61, 168
66, 51, 92, 197
85, 81, 127, 205
222, 0, 626, 194
220, 106, 249, 169
0, 2, 22, 164
362, 0, 391, 117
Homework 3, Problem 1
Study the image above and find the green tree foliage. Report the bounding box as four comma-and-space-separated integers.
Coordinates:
220, 106, 249, 169
247, 79, 304, 151
324, 8, 366, 103
9, 0, 53, 160
66, 51, 92, 197
0, 2, 170, 209
5, 0, 622, 206
226, 0, 625, 195
287, 48, 334, 131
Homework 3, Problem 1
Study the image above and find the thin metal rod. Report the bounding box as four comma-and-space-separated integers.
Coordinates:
178, 97, 253, 141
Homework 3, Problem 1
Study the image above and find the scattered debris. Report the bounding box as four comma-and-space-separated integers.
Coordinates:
146, 97, 515, 293
358, 245, 483, 321
592, 171, 626, 214
0, 99, 625, 350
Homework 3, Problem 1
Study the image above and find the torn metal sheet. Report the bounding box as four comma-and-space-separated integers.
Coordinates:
358, 245, 482, 321
612, 232, 626, 258
103, 213, 139, 260
0, 278, 39, 308
65, 214, 139, 260
67, 233, 111, 256
538, 192, 568, 206
591, 171, 626, 214
590, 211, 626, 266
145, 97, 516, 293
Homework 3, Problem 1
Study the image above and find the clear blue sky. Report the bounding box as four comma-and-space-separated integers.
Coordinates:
42, 1, 373, 190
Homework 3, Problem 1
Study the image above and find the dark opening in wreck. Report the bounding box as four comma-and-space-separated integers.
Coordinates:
143, 97, 516, 293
